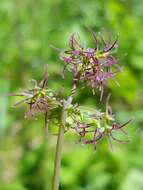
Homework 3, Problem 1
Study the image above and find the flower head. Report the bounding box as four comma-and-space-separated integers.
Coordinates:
10, 71, 61, 118
58, 29, 120, 100
66, 94, 132, 150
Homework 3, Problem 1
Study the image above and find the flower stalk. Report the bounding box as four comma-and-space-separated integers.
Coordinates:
45, 111, 48, 136
52, 97, 72, 190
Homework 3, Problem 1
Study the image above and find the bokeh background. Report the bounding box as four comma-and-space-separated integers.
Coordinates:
0, 0, 143, 189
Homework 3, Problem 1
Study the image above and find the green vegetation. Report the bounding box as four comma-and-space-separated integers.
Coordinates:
0, 0, 143, 190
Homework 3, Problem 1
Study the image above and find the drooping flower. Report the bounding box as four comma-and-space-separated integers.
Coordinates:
58, 29, 120, 100
10, 71, 62, 134
11, 72, 61, 117
66, 94, 132, 150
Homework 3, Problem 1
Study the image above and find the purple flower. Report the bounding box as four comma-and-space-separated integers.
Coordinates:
57, 29, 120, 99
10, 72, 61, 118
70, 94, 132, 150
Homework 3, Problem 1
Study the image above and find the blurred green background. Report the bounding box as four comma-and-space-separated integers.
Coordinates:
0, 0, 143, 189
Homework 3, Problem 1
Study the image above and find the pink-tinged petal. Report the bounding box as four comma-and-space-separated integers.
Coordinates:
105, 56, 117, 67
87, 27, 99, 50
60, 53, 73, 63
41, 71, 48, 90
92, 56, 99, 65
102, 28, 111, 45
104, 35, 118, 52
69, 33, 83, 49
71, 50, 81, 55
98, 31, 108, 49
65, 50, 81, 55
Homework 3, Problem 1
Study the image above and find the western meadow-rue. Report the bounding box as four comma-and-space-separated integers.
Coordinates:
11, 28, 132, 190
11, 29, 132, 149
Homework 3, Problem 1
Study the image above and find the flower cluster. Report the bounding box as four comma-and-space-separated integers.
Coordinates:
66, 95, 131, 149
11, 28, 132, 150
10, 72, 61, 119
59, 29, 120, 100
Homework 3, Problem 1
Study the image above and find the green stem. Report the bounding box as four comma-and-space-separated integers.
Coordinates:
45, 111, 48, 137
52, 97, 72, 190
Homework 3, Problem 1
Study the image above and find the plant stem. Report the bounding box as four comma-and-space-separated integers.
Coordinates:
52, 97, 72, 190
45, 111, 48, 137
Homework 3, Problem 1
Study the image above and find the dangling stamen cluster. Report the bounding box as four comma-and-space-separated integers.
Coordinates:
10, 72, 61, 118
66, 95, 132, 149
59, 29, 120, 100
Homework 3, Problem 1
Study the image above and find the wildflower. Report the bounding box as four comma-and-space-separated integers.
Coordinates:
58, 29, 120, 100
10, 71, 62, 133
68, 94, 132, 150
